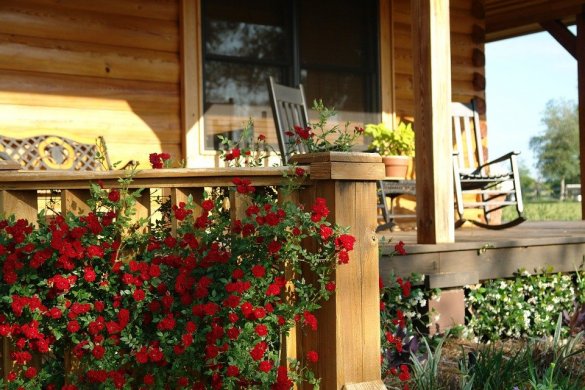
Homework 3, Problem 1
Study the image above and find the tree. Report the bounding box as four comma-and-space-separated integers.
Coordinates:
518, 161, 536, 200
529, 99, 580, 200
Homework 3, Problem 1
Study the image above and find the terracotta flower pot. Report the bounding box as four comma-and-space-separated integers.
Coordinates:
382, 155, 410, 178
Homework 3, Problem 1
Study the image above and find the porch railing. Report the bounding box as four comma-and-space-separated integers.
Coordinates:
0, 153, 386, 389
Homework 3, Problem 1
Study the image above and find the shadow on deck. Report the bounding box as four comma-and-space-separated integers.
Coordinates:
379, 221, 585, 286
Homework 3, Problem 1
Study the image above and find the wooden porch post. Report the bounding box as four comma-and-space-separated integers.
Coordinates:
411, 0, 455, 243
294, 153, 385, 389
180, 0, 206, 168
578, 9, 585, 219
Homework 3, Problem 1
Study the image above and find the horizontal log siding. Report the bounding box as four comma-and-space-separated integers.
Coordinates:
392, 0, 486, 120
0, 0, 181, 168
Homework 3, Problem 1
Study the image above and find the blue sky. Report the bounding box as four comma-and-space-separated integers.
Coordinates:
485, 29, 578, 177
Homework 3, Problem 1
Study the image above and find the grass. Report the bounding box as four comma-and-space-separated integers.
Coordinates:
391, 317, 585, 390
502, 200, 581, 222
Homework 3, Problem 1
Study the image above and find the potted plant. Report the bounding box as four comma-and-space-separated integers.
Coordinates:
364, 121, 415, 178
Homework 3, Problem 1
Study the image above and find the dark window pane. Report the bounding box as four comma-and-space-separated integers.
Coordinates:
302, 70, 365, 112
204, 61, 280, 149
299, 0, 368, 68
202, 0, 379, 152
205, 0, 287, 61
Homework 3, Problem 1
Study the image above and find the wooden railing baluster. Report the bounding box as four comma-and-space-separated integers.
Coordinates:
130, 188, 151, 233
61, 189, 91, 216
171, 187, 203, 235
277, 189, 299, 372
0, 190, 38, 223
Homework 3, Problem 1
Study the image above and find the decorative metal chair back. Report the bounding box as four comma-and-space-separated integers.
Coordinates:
0, 135, 111, 171
451, 100, 525, 229
267, 76, 310, 164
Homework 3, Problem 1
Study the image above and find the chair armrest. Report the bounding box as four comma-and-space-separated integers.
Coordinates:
473, 151, 520, 174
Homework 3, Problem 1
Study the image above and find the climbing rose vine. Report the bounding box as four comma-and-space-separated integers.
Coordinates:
0, 172, 353, 389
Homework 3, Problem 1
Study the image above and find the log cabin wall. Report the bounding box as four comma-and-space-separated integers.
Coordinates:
0, 0, 182, 168
390, 0, 487, 151
0, 0, 489, 171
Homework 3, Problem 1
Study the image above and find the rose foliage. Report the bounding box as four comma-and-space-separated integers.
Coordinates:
0, 174, 353, 389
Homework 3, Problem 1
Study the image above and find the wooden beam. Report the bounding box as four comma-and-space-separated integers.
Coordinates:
486, 1, 584, 39
540, 19, 577, 59
379, 0, 396, 127
578, 9, 585, 220
380, 239, 585, 287
410, 0, 455, 243
180, 0, 203, 167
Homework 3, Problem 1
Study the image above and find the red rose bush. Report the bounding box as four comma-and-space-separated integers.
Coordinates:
0, 172, 352, 389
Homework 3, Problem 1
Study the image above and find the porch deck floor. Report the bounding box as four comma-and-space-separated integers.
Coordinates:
379, 220, 585, 246
377, 221, 585, 285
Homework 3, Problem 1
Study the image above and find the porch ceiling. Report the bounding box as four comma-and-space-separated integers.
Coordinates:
485, 0, 585, 41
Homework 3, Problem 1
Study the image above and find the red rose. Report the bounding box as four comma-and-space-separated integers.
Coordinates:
258, 360, 272, 372
306, 350, 319, 363
143, 373, 155, 385
186, 321, 197, 333
303, 311, 318, 331
251, 265, 266, 278
108, 190, 120, 202
336, 234, 356, 251
92, 345, 105, 360
226, 365, 240, 377
267, 240, 282, 254
67, 320, 80, 333
84, 267, 96, 283
250, 341, 267, 361
86, 245, 104, 258
338, 250, 350, 264
149, 347, 164, 362
266, 283, 281, 296
201, 199, 214, 212
319, 225, 333, 241
94, 301, 105, 312
149, 153, 162, 169
133, 289, 145, 302
227, 326, 241, 340
255, 324, 268, 337
24, 366, 37, 379
398, 364, 410, 381
136, 347, 148, 364
253, 307, 266, 320
394, 240, 407, 255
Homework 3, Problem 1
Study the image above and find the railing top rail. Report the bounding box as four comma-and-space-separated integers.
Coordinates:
0, 166, 307, 190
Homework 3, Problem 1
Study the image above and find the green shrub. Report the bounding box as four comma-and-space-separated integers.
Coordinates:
465, 270, 579, 340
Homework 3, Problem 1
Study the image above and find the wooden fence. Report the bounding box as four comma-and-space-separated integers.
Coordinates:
0, 152, 386, 389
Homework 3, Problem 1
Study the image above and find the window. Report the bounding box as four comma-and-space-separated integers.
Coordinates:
202, 0, 379, 150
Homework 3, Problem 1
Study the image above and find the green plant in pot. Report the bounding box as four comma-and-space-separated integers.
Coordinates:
364, 121, 415, 178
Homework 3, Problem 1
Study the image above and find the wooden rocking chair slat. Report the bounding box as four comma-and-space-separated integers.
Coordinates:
452, 100, 525, 229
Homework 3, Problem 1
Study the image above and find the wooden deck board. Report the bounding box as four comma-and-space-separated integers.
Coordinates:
379, 221, 585, 286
